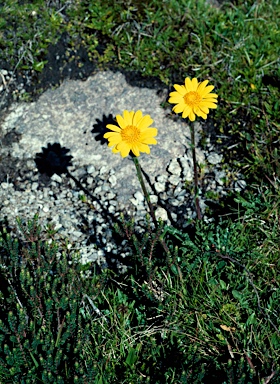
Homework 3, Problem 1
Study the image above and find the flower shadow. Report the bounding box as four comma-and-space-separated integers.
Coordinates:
91, 113, 116, 145
35, 143, 73, 177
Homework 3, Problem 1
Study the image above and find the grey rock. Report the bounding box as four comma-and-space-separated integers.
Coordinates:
207, 152, 223, 165
150, 194, 158, 204
168, 174, 181, 186
87, 165, 96, 174
235, 179, 247, 191
167, 158, 181, 175
154, 181, 166, 193
51, 174, 62, 183
155, 207, 169, 224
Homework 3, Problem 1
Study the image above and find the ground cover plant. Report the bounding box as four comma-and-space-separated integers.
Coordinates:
0, 0, 279, 382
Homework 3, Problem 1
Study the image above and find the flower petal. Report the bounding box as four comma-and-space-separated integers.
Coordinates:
198, 105, 209, 114
194, 106, 207, 119
200, 85, 215, 97
112, 146, 120, 153
131, 144, 140, 157
140, 127, 158, 139
199, 101, 218, 108
189, 110, 196, 121
136, 143, 151, 154
185, 77, 193, 91
106, 124, 121, 132
174, 84, 186, 95
203, 94, 218, 100
117, 141, 131, 158
197, 80, 209, 93
173, 103, 185, 114
191, 78, 199, 91
168, 95, 184, 104
133, 110, 143, 125
106, 136, 121, 145
104, 131, 121, 139
123, 110, 134, 125
116, 114, 127, 129
141, 137, 157, 145
182, 106, 192, 119
137, 115, 153, 130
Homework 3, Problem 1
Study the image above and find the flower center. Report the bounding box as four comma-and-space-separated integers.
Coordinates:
121, 125, 141, 144
183, 91, 201, 107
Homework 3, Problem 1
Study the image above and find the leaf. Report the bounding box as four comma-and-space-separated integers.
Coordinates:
171, 264, 178, 275
125, 348, 138, 367
219, 279, 227, 290
232, 290, 243, 301
29, 351, 39, 368
246, 312, 256, 327
33, 60, 47, 72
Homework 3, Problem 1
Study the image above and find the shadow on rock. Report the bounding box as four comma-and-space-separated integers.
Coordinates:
91, 113, 116, 145
35, 143, 73, 177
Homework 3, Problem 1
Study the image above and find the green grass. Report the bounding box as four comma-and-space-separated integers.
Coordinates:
0, 0, 279, 382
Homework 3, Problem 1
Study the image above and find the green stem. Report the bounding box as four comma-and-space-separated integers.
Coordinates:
190, 125, 202, 220
132, 156, 169, 254
133, 156, 157, 225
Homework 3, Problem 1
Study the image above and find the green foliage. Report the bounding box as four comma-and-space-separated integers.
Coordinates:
0, 198, 279, 382
0, 214, 103, 382
0, 0, 68, 70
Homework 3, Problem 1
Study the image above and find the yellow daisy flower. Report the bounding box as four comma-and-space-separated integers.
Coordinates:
104, 110, 158, 158
168, 77, 218, 121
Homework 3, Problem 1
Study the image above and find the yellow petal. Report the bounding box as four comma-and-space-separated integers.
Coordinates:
138, 115, 153, 130
194, 106, 207, 119
133, 110, 143, 125
200, 85, 215, 97
188, 110, 196, 121
201, 98, 218, 103
198, 105, 209, 114
182, 106, 192, 119
123, 110, 133, 125
168, 95, 184, 104
184, 77, 193, 91
118, 141, 131, 158
131, 144, 140, 157
140, 127, 157, 138
141, 137, 157, 145
106, 124, 121, 132
200, 101, 217, 108
104, 131, 121, 139
116, 114, 126, 129
173, 103, 185, 114
136, 143, 151, 154
191, 78, 199, 91
106, 136, 121, 145
197, 79, 209, 93
174, 84, 187, 95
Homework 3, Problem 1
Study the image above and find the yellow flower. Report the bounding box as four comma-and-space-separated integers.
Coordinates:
104, 110, 158, 158
168, 77, 218, 121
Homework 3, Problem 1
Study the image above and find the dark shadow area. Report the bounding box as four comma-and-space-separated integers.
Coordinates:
120, 67, 166, 91
262, 74, 280, 89
35, 143, 73, 177
91, 113, 116, 144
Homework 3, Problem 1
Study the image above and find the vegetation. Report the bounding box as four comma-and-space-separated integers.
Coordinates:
0, 0, 279, 382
